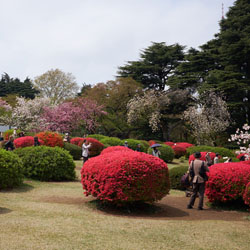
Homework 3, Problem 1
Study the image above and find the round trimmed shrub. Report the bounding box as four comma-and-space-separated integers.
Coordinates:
164, 141, 175, 146
78, 137, 104, 157
148, 144, 174, 163
175, 142, 194, 149
189, 152, 216, 164
148, 140, 156, 146
81, 151, 170, 204
205, 162, 250, 203
14, 136, 44, 148
88, 134, 108, 141
139, 140, 150, 151
14, 146, 76, 181
70, 137, 84, 146
0, 149, 24, 189
169, 165, 189, 190
172, 145, 186, 158
63, 142, 82, 160
101, 146, 133, 155
186, 145, 234, 158
121, 139, 147, 152
99, 137, 122, 146
36, 131, 63, 147
243, 182, 250, 207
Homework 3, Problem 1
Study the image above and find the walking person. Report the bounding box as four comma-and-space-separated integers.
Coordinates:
82, 139, 92, 163
187, 152, 209, 210
152, 147, 161, 158
34, 136, 40, 146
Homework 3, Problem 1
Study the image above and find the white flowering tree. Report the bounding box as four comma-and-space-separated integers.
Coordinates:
229, 124, 250, 156
0, 97, 51, 131
127, 89, 192, 139
183, 91, 230, 145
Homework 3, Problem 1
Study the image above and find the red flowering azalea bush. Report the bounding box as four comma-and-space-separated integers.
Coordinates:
78, 137, 104, 157
81, 151, 170, 205
243, 182, 250, 207
35, 131, 63, 147
14, 136, 43, 148
164, 141, 175, 146
205, 162, 250, 203
175, 142, 194, 149
172, 145, 186, 158
101, 146, 133, 155
148, 140, 156, 146
70, 137, 84, 146
189, 152, 216, 164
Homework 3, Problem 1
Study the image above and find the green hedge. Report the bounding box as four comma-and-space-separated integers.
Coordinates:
148, 144, 174, 163
88, 134, 108, 141
14, 146, 76, 181
0, 149, 24, 189
100, 137, 122, 146
169, 165, 189, 190
121, 139, 147, 152
63, 142, 82, 160
186, 145, 235, 158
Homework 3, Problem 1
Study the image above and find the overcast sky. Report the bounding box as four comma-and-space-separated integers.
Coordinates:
0, 0, 235, 87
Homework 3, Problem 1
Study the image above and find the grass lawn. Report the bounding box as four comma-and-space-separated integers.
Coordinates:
0, 160, 250, 250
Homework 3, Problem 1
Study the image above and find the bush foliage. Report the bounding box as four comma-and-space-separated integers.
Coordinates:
81, 151, 170, 205
205, 162, 250, 203
187, 146, 234, 158
243, 182, 250, 208
36, 131, 63, 147
101, 146, 133, 155
169, 165, 189, 190
148, 144, 174, 163
172, 145, 186, 158
0, 149, 23, 189
121, 139, 147, 152
99, 137, 122, 147
14, 136, 43, 148
14, 146, 76, 181
63, 142, 82, 160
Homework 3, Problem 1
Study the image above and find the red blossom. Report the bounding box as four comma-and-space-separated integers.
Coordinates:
189, 152, 216, 164
101, 146, 133, 155
164, 142, 175, 146
171, 145, 186, 158
148, 140, 156, 146
81, 151, 170, 204
35, 131, 63, 147
175, 142, 194, 149
205, 162, 250, 203
243, 182, 250, 207
14, 136, 44, 148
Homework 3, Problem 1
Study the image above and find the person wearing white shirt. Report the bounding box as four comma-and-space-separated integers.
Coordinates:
82, 140, 92, 163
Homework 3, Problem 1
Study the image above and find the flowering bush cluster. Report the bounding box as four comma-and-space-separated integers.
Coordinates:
189, 152, 216, 163
172, 145, 186, 158
14, 136, 43, 148
243, 182, 250, 207
70, 137, 84, 146
35, 131, 63, 147
148, 140, 156, 146
229, 123, 250, 145
164, 141, 174, 146
205, 162, 250, 203
81, 151, 170, 204
101, 146, 133, 155
78, 137, 104, 157
175, 142, 194, 149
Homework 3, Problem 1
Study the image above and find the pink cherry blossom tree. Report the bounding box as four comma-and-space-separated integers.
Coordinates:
40, 98, 106, 133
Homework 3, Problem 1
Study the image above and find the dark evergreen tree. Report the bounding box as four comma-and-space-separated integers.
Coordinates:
117, 42, 185, 91
0, 73, 39, 99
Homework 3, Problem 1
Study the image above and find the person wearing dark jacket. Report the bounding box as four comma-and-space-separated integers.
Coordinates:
34, 136, 40, 146
187, 152, 209, 210
4, 136, 15, 151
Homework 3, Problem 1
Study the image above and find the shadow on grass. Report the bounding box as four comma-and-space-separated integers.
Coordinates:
1, 182, 34, 193
86, 200, 188, 218
207, 199, 249, 213
0, 207, 12, 215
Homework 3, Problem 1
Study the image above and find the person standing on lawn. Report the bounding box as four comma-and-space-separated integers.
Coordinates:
187, 152, 209, 210
82, 139, 92, 163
